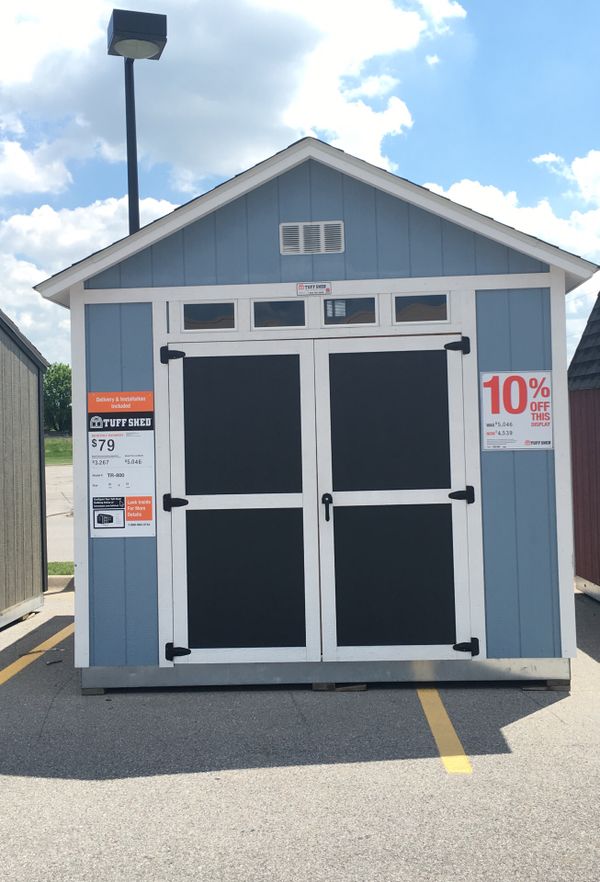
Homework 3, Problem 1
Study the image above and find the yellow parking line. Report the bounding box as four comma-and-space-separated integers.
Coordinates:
0, 623, 74, 687
417, 687, 472, 774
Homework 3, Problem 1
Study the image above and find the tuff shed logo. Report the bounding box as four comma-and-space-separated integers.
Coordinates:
88, 412, 154, 431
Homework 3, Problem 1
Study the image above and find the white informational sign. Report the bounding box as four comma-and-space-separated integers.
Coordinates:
88, 391, 156, 537
480, 372, 553, 451
296, 282, 332, 296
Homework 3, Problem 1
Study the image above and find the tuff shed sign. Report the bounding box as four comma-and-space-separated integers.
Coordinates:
480, 371, 553, 451
87, 391, 156, 537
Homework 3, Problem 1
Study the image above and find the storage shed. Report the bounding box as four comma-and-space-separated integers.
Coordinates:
569, 292, 600, 601
0, 308, 48, 628
35, 138, 596, 690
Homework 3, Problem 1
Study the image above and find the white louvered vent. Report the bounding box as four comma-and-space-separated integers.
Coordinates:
279, 221, 344, 255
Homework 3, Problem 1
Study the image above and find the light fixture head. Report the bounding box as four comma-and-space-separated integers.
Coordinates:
107, 9, 167, 60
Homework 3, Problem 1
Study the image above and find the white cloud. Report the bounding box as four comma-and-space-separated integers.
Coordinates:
0, 195, 175, 362
426, 54, 441, 66
0, 0, 466, 193
343, 75, 400, 100
0, 141, 72, 195
417, 0, 466, 29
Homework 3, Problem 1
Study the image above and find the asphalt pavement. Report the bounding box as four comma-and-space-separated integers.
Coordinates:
45, 465, 73, 561
0, 590, 599, 882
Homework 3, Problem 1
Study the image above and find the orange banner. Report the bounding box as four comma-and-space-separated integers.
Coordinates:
126, 497, 153, 522
88, 391, 154, 413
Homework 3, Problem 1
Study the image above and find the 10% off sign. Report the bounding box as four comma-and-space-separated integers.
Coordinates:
480, 371, 553, 450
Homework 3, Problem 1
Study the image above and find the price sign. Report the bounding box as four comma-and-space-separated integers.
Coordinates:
87, 391, 156, 537
480, 372, 553, 451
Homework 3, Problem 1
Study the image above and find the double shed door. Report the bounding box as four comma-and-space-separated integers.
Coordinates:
168, 335, 472, 664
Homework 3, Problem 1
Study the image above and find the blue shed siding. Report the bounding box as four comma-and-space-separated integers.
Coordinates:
476, 289, 561, 658
85, 303, 158, 667
86, 161, 549, 289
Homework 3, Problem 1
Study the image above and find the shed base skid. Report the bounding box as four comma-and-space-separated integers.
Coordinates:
80, 658, 570, 691
576, 575, 600, 603
0, 595, 43, 631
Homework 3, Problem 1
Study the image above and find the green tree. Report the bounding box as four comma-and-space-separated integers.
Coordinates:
43, 363, 72, 433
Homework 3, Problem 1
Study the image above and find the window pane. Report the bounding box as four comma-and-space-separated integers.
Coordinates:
184, 303, 235, 330
324, 298, 375, 325
254, 300, 306, 328
395, 295, 447, 323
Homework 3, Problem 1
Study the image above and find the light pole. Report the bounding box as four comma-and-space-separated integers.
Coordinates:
107, 9, 167, 235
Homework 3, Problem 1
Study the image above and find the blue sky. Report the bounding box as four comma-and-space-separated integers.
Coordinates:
1, 0, 599, 362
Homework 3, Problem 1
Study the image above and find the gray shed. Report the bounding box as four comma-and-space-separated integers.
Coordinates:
0, 308, 48, 628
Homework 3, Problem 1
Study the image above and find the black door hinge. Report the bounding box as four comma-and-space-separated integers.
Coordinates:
160, 346, 185, 364
448, 486, 475, 504
165, 642, 192, 662
163, 493, 189, 512
444, 336, 470, 355
453, 637, 480, 657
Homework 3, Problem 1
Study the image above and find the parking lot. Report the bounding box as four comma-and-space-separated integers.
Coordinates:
1, 588, 599, 882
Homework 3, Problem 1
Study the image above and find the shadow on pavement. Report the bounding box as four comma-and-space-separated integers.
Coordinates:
575, 592, 600, 663
0, 609, 582, 781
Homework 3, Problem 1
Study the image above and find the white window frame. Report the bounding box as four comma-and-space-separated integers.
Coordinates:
250, 297, 308, 331
393, 291, 450, 326
180, 300, 238, 333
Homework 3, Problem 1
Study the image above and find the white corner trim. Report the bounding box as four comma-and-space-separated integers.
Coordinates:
550, 267, 577, 657
457, 289, 487, 658
70, 286, 90, 668
36, 139, 596, 305
153, 301, 174, 667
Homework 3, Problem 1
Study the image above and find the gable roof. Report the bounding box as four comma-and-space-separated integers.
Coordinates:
0, 308, 49, 370
35, 137, 598, 307
569, 293, 600, 390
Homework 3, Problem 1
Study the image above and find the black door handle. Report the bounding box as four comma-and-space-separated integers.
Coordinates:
322, 493, 333, 521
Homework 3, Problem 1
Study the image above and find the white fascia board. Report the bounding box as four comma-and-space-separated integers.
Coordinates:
35, 138, 597, 306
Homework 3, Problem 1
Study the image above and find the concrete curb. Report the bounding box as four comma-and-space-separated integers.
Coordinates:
47, 575, 75, 593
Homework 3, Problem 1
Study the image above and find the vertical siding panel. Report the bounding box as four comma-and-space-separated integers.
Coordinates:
477, 288, 560, 657
125, 537, 158, 664
309, 160, 346, 280
408, 205, 442, 277
86, 304, 123, 390
90, 540, 127, 666
0, 331, 42, 616
514, 454, 557, 656
343, 175, 377, 279
441, 219, 476, 276
508, 248, 547, 273
13, 350, 24, 608
0, 342, 5, 611
480, 455, 521, 657
183, 215, 217, 285
375, 189, 410, 278
215, 199, 249, 284
85, 264, 121, 290
119, 249, 153, 288
247, 179, 281, 283
121, 304, 154, 388
474, 234, 509, 274
86, 302, 158, 667
278, 163, 313, 282
151, 230, 185, 287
